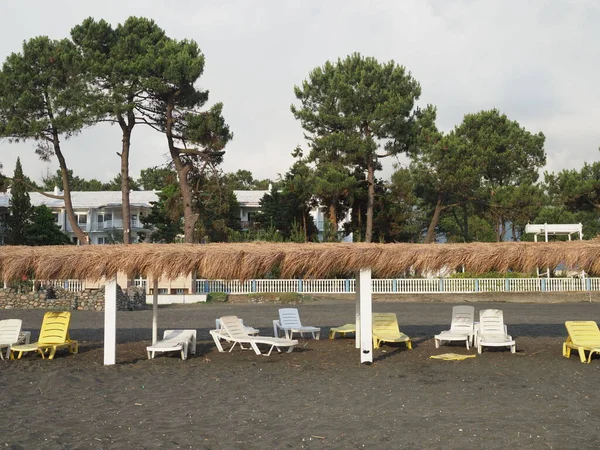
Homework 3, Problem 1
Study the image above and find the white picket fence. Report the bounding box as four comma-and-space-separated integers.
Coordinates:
37, 277, 600, 294
195, 277, 600, 294
40, 279, 86, 292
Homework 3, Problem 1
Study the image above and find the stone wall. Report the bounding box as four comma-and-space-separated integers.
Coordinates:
0, 285, 146, 311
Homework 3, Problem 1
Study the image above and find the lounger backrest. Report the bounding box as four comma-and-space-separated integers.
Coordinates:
565, 321, 600, 346
0, 319, 22, 344
372, 313, 400, 333
279, 308, 302, 328
38, 311, 71, 345
479, 309, 505, 336
450, 305, 474, 333
215, 318, 245, 330
163, 329, 196, 342
220, 316, 251, 339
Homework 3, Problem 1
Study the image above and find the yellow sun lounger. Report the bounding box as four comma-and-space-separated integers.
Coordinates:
372, 313, 412, 350
329, 323, 356, 339
563, 321, 600, 363
11, 311, 78, 360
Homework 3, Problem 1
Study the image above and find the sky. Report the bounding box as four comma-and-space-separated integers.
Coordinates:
0, 0, 599, 186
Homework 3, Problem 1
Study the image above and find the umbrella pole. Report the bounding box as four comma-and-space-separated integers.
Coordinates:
152, 279, 159, 345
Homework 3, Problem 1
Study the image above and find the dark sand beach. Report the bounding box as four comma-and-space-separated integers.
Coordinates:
2, 295, 600, 449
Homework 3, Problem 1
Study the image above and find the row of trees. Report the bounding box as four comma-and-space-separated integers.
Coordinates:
0, 17, 230, 244
0, 18, 596, 244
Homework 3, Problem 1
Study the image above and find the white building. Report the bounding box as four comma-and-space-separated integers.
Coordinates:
0, 188, 352, 244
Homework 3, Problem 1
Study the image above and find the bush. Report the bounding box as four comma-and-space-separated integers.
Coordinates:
207, 292, 229, 303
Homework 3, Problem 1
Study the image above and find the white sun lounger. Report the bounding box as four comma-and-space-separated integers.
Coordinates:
476, 309, 516, 354
273, 308, 321, 340
0, 319, 22, 360
215, 317, 259, 336
434, 305, 475, 350
211, 315, 298, 356
146, 329, 197, 360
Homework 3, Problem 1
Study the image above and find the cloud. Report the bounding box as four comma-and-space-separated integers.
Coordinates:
0, 0, 598, 184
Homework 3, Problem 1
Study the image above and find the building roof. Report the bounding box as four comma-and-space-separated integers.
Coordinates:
233, 190, 269, 207
0, 189, 269, 210
27, 191, 160, 209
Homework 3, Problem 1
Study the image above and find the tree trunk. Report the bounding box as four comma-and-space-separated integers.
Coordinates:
462, 204, 469, 242
328, 201, 337, 242
165, 100, 198, 243
424, 196, 443, 244
118, 107, 135, 245
365, 158, 375, 243
54, 142, 88, 244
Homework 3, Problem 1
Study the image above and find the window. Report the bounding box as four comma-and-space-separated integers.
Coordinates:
97, 237, 107, 245
131, 214, 137, 222
52, 213, 59, 223
77, 214, 87, 225
158, 288, 168, 295
72, 237, 79, 245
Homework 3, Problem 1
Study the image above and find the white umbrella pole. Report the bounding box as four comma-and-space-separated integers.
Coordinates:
103, 276, 117, 365
358, 268, 373, 364
152, 279, 159, 344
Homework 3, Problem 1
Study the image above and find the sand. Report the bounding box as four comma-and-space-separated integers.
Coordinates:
1, 297, 600, 449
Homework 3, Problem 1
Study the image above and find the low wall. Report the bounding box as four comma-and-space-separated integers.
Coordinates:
0, 286, 146, 311
147, 294, 207, 305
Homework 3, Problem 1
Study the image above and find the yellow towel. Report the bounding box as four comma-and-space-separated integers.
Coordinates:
430, 353, 476, 361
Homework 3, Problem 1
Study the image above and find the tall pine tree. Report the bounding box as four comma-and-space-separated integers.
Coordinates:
7, 157, 32, 245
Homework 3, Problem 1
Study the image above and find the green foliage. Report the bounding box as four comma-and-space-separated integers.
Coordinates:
224, 170, 271, 190
292, 53, 425, 242
142, 184, 183, 243
206, 292, 228, 303
138, 167, 177, 190
23, 205, 71, 245
6, 158, 32, 245
193, 172, 241, 242
253, 182, 318, 242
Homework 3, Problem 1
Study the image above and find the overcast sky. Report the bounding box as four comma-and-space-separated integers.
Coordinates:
1, 0, 599, 186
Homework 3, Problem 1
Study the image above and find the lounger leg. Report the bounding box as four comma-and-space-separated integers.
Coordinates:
250, 342, 262, 356
465, 339, 470, 350
435, 339, 440, 349
47, 347, 57, 360
562, 343, 570, 358
210, 332, 225, 352
315, 331, 321, 340
191, 337, 197, 355
578, 348, 587, 363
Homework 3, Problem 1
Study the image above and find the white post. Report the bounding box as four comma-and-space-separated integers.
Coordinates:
152, 278, 159, 345
357, 269, 373, 364
355, 273, 361, 349
104, 276, 117, 365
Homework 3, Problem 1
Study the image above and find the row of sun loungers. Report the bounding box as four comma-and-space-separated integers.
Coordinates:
4, 309, 600, 364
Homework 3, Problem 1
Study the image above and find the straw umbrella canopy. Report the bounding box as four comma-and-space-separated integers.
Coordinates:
2, 241, 600, 282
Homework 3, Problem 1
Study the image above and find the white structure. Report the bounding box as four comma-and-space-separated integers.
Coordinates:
233, 189, 269, 230
524, 223, 584, 277
524, 223, 583, 241
27, 190, 158, 245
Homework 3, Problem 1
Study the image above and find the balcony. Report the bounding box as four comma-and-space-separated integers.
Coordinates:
66, 219, 146, 232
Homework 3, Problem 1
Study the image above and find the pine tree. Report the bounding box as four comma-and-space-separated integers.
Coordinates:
7, 158, 32, 245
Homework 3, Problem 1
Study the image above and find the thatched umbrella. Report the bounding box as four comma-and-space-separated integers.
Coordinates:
2, 241, 599, 364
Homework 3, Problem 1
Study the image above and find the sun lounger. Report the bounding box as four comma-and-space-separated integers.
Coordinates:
273, 308, 321, 340
476, 309, 516, 354
0, 319, 22, 360
10, 311, 78, 360
146, 329, 197, 360
329, 323, 356, 339
212, 315, 298, 356
434, 305, 475, 350
372, 313, 412, 350
563, 321, 600, 363
215, 317, 259, 336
